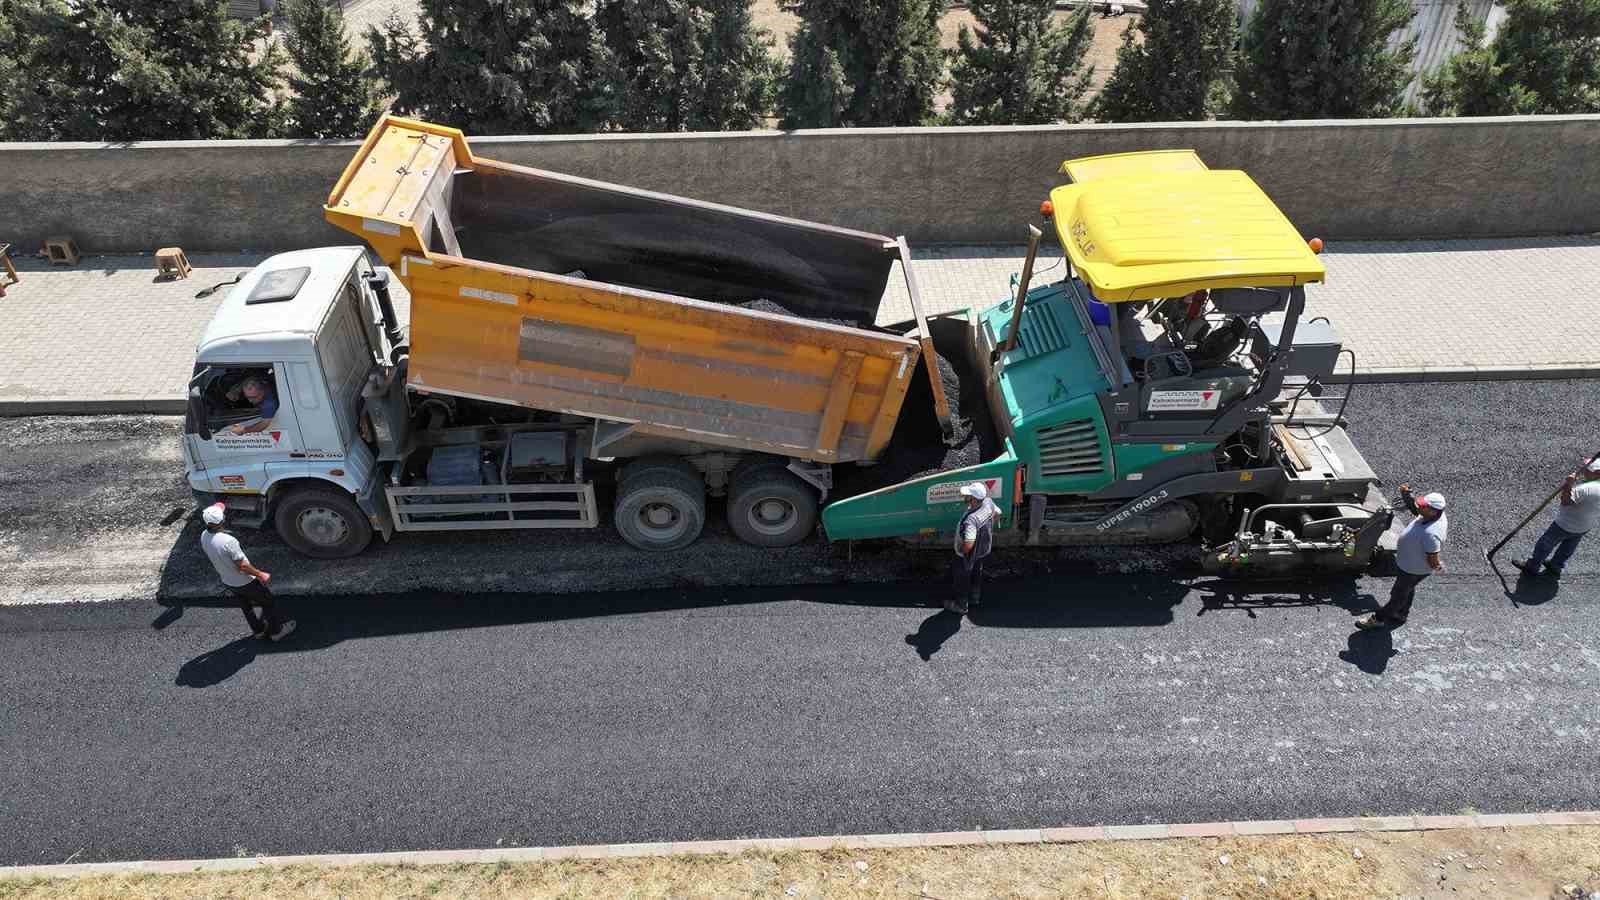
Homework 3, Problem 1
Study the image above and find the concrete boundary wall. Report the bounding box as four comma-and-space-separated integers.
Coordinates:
3, 115, 1598, 253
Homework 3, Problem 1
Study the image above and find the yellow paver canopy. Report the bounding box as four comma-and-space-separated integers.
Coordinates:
1051, 150, 1326, 302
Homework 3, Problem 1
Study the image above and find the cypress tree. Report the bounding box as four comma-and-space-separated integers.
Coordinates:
1091, 0, 1235, 122
1423, 0, 1600, 115
368, 0, 617, 134
0, 0, 284, 141
946, 0, 1096, 125
283, 0, 382, 138
779, 0, 946, 127
1232, 0, 1416, 119
598, 0, 779, 131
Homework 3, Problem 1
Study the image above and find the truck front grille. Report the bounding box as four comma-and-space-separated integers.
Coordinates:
1036, 419, 1104, 477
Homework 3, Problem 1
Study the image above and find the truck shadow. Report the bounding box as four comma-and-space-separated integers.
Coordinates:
159, 575, 1200, 685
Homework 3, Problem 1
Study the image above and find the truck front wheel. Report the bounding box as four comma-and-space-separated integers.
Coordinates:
274, 486, 373, 559
614, 468, 706, 552
727, 464, 818, 548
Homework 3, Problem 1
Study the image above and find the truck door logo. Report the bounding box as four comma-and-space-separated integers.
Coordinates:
926, 478, 1003, 505
214, 430, 283, 451
1147, 390, 1221, 412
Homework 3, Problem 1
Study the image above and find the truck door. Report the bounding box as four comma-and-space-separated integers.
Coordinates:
310, 273, 379, 455
186, 364, 304, 494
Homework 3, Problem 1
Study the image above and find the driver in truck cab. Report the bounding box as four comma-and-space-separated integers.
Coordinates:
222, 373, 278, 434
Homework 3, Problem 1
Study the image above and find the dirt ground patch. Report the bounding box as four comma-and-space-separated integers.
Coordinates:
5, 827, 1598, 899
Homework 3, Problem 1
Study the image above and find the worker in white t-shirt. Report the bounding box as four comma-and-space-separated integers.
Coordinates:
1357, 487, 1447, 630
1514, 458, 1600, 578
199, 503, 295, 641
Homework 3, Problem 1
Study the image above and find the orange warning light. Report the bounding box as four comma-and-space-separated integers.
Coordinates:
1039, 199, 1054, 218
1308, 237, 1324, 253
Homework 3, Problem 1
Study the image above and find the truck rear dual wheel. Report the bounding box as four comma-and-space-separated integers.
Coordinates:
726, 463, 818, 548
614, 466, 706, 552
274, 486, 373, 559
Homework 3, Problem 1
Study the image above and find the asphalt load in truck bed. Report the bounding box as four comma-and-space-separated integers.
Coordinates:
735, 300, 1000, 498
833, 317, 1002, 500
736, 298, 858, 330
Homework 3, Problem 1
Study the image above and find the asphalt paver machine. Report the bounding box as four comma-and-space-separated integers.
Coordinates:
820, 150, 1395, 576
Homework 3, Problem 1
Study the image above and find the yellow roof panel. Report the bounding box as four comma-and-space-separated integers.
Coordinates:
1059, 149, 1208, 183
1050, 156, 1325, 302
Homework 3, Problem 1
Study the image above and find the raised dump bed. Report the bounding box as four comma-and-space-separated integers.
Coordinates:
325, 116, 948, 465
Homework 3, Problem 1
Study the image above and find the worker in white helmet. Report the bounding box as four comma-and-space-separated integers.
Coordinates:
1357, 486, 1447, 630
949, 482, 999, 616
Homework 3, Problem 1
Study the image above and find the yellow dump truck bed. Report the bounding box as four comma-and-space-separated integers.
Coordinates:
326, 116, 947, 464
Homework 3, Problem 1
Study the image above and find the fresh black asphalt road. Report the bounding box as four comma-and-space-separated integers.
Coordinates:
2, 381, 1597, 865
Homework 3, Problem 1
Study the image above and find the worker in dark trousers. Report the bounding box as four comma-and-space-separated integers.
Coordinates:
949, 483, 998, 615
1357, 487, 1447, 630
1513, 458, 1600, 577
199, 503, 295, 641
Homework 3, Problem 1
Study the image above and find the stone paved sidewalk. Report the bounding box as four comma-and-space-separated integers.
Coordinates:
881, 236, 1600, 382
2, 237, 1596, 413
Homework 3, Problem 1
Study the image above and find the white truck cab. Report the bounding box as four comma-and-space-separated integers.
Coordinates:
185, 246, 393, 557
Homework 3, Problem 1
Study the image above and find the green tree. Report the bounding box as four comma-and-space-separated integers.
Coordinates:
1091, 0, 1235, 122
598, 0, 779, 131
368, 0, 616, 134
0, 0, 283, 141
1232, 0, 1416, 119
283, 0, 382, 138
779, 0, 946, 128
1422, 0, 1600, 115
946, 0, 1096, 124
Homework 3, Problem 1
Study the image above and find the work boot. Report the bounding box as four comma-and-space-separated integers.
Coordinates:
1354, 613, 1386, 630
944, 597, 967, 615
1511, 559, 1544, 576
1544, 564, 1564, 578
269, 620, 298, 642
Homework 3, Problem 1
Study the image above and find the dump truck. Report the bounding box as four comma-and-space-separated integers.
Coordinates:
183, 115, 953, 557
820, 150, 1395, 577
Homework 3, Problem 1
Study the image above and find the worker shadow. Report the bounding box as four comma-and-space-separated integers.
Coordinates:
174, 636, 269, 688
1188, 576, 1376, 619
905, 609, 963, 660
1507, 572, 1562, 606
1339, 629, 1397, 675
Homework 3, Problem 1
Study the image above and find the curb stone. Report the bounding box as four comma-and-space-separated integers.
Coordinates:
3, 810, 1596, 880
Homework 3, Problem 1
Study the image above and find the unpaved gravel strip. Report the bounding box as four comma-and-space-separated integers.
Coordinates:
0, 416, 1190, 607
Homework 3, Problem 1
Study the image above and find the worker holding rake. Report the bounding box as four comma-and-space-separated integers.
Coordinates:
1513, 459, 1600, 578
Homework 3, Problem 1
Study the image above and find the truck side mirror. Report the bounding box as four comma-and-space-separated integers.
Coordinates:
188, 384, 212, 441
